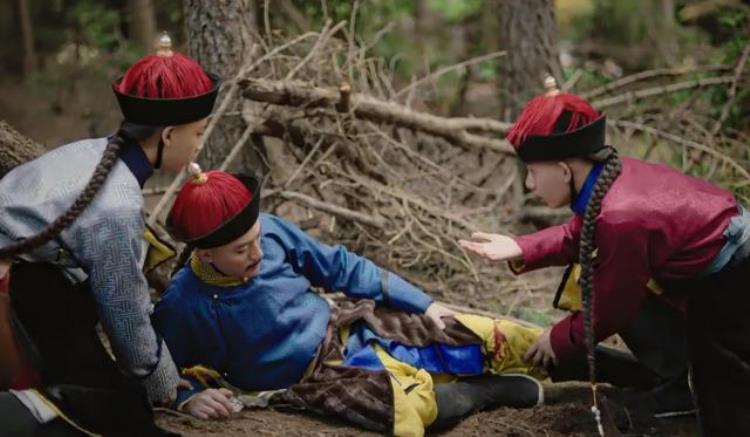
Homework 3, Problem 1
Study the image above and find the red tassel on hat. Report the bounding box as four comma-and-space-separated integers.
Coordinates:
507, 76, 600, 148
115, 34, 212, 99
170, 169, 253, 241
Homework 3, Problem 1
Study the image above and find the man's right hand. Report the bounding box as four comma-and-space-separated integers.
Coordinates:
458, 232, 523, 262
184, 388, 237, 420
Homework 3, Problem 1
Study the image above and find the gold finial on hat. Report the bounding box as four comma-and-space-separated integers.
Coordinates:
156, 32, 174, 57
188, 162, 208, 185
544, 74, 560, 96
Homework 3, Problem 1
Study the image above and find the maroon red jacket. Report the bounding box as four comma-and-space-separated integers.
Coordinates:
513, 157, 738, 361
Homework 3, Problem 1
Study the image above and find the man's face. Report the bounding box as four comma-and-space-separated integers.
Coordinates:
197, 221, 263, 279
524, 161, 573, 208
160, 117, 209, 172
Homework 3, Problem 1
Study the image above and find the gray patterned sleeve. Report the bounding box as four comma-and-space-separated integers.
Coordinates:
70, 206, 180, 402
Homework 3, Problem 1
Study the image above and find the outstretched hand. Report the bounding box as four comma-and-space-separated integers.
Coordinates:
458, 232, 523, 262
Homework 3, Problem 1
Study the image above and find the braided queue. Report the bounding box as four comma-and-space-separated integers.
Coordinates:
0, 136, 124, 259
578, 148, 622, 388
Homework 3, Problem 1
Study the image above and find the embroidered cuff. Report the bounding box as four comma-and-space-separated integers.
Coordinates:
173, 376, 205, 411
141, 341, 181, 404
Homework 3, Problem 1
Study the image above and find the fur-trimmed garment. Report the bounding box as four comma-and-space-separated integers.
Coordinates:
153, 214, 545, 436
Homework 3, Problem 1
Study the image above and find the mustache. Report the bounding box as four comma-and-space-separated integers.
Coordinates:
246, 258, 261, 270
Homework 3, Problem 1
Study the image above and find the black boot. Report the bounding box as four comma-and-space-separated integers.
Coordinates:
549, 345, 661, 390
626, 373, 696, 419
432, 374, 542, 428
0, 392, 82, 437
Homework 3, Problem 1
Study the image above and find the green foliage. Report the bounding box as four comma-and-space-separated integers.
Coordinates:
4, 0, 188, 77
567, 0, 647, 45
515, 307, 555, 327
477, 61, 498, 80
427, 0, 482, 23
68, 1, 122, 51
718, 8, 748, 29
295, 0, 413, 29
563, 66, 608, 91
714, 8, 749, 130
288, 0, 491, 84
24, 0, 125, 55
289, 1, 417, 76
156, 0, 185, 35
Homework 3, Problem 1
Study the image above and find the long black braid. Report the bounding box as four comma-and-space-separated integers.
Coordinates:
0, 139, 123, 259
578, 146, 622, 391
0, 122, 159, 260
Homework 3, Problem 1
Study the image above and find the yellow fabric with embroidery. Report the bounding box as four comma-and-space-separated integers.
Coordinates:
175, 310, 543, 436
182, 365, 224, 388
453, 314, 547, 380
557, 261, 665, 312
337, 315, 546, 437
373, 345, 437, 437
558, 263, 584, 311
335, 327, 437, 437
190, 252, 249, 287
142, 227, 176, 272
177, 365, 228, 410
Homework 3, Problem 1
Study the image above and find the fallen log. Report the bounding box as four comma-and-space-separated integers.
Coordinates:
238, 78, 515, 154
0, 120, 45, 178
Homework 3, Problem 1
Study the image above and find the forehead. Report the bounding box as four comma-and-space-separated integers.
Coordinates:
233, 221, 262, 245
178, 117, 209, 133
210, 221, 262, 253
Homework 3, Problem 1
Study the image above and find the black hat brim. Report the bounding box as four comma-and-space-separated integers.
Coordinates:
113, 73, 221, 126
517, 115, 607, 163
167, 174, 262, 249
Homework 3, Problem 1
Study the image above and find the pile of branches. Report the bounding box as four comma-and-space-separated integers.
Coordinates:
150, 16, 749, 314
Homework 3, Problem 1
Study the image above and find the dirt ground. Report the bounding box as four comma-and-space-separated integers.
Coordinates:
156, 382, 698, 436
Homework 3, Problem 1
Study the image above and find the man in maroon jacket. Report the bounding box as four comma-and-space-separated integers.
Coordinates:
460, 78, 750, 436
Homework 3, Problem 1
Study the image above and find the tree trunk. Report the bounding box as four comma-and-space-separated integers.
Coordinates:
480, 0, 500, 55
183, 0, 260, 171
413, 0, 428, 67
0, 121, 45, 178
127, 0, 158, 51
652, 0, 678, 66
499, 0, 562, 120
17, 0, 35, 77
498, 0, 562, 214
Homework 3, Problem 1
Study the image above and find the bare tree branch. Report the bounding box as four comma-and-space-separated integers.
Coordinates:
581, 64, 732, 99
239, 78, 515, 154
591, 76, 734, 109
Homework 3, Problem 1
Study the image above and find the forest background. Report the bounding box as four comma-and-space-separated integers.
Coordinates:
0, 0, 748, 435
1, 0, 748, 329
